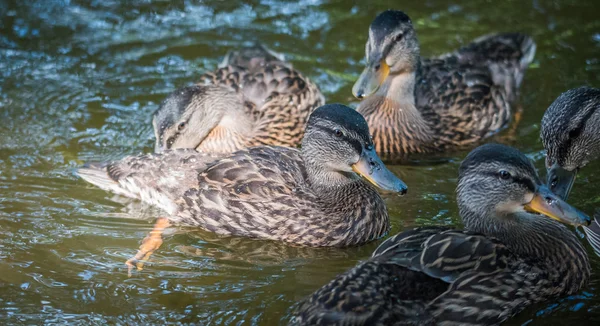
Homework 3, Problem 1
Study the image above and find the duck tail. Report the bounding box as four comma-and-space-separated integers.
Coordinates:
77, 162, 140, 200
454, 33, 536, 102
219, 43, 289, 71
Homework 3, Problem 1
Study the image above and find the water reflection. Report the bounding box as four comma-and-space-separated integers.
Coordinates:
1, 0, 600, 324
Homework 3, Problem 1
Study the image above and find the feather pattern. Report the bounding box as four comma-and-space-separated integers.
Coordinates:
355, 11, 536, 160
197, 45, 325, 152
79, 104, 401, 247
291, 144, 590, 326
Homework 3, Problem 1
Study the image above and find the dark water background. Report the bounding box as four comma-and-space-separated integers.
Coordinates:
1, 0, 599, 324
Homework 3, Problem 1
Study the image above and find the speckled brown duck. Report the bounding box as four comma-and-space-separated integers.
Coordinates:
352, 10, 536, 161
291, 144, 591, 326
153, 44, 324, 154
78, 104, 407, 272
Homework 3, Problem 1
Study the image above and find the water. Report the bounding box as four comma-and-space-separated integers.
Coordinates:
1, 0, 600, 324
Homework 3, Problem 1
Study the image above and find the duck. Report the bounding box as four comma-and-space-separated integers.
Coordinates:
541, 86, 600, 257
291, 143, 590, 326
352, 10, 536, 161
541, 86, 600, 200
78, 104, 407, 270
153, 44, 324, 154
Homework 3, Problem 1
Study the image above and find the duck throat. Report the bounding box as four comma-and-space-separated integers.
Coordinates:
196, 114, 253, 154
357, 72, 436, 157
301, 159, 390, 246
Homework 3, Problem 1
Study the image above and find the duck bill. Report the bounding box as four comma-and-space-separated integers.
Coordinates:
547, 163, 577, 200
352, 60, 389, 99
351, 149, 407, 193
523, 185, 590, 226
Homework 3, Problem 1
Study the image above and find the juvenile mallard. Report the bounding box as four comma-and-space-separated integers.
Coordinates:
352, 10, 536, 160
542, 86, 600, 200
78, 104, 407, 261
153, 44, 324, 154
291, 144, 590, 326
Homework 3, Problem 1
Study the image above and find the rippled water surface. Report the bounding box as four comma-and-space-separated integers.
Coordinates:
1, 0, 600, 324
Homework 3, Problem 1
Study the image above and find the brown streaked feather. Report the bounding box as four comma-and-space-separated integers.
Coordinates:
359, 33, 534, 160
292, 224, 588, 326
77, 146, 390, 247
78, 149, 223, 214
197, 48, 324, 153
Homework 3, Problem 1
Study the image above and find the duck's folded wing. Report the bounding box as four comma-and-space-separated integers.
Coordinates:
77, 149, 222, 213
429, 270, 532, 325
373, 228, 510, 284
438, 33, 536, 103
173, 147, 322, 237
416, 59, 512, 144
290, 259, 441, 326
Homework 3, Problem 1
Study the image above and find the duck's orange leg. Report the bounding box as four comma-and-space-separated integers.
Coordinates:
126, 217, 170, 276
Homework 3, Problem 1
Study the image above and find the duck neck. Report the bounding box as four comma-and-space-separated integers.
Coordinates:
301, 158, 390, 246
196, 109, 254, 154
462, 208, 590, 291
357, 71, 437, 156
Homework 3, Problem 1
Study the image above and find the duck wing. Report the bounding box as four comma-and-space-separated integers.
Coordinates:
373, 228, 510, 283
77, 149, 223, 214
416, 58, 512, 145
173, 146, 330, 243
415, 33, 535, 145
446, 33, 536, 100
199, 45, 324, 113
292, 227, 512, 325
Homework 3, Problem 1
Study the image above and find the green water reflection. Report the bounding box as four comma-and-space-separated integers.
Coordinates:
0, 0, 599, 324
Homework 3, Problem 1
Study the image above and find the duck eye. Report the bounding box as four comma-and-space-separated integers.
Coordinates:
568, 127, 582, 139
498, 170, 511, 180
178, 121, 186, 131
334, 129, 344, 138
393, 33, 404, 42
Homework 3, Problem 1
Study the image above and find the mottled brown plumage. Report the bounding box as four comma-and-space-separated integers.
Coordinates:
78, 104, 407, 247
291, 144, 591, 326
353, 10, 536, 161
153, 44, 324, 154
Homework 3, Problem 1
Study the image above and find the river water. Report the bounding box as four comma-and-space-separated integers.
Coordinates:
1, 0, 599, 324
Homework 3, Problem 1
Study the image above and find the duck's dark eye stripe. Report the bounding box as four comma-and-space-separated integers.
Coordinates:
312, 125, 364, 153
482, 172, 536, 191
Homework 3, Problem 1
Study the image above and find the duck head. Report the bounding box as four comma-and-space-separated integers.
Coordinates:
542, 87, 600, 199
301, 104, 407, 194
353, 10, 420, 99
457, 144, 590, 235
152, 85, 251, 153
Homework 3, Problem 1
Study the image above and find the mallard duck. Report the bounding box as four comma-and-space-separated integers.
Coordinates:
352, 10, 536, 160
541, 86, 600, 258
291, 143, 590, 326
78, 104, 407, 270
153, 44, 324, 154
542, 86, 600, 200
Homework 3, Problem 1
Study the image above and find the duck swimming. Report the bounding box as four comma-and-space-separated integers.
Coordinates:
78, 104, 407, 271
153, 44, 324, 154
291, 144, 590, 326
353, 10, 536, 161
